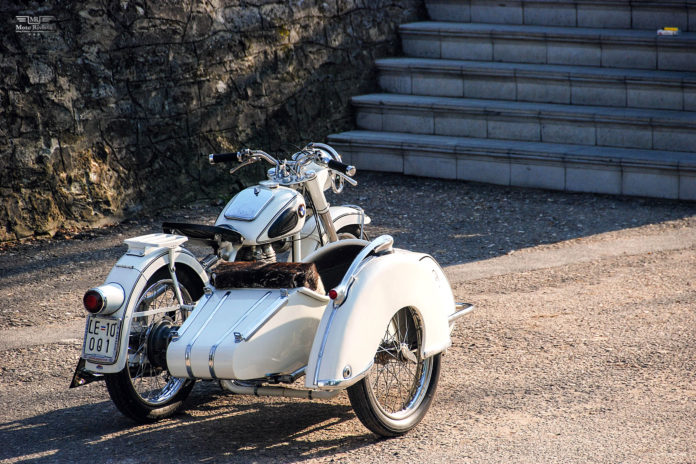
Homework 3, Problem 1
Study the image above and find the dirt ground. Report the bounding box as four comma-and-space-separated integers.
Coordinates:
1, 172, 695, 463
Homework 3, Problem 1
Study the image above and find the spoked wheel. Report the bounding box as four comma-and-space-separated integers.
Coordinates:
105, 268, 201, 423
347, 307, 441, 437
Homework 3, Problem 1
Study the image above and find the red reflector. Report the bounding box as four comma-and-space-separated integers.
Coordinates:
328, 289, 338, 300
83, 291, 103, 314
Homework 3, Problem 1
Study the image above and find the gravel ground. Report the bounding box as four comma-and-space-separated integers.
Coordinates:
1, 171, 695, 463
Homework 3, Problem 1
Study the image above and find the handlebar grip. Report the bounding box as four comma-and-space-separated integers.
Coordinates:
208, 152, 238, 164
327, 159, 356, 177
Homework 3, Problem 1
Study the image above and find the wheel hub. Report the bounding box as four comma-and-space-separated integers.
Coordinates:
146, 319, 176, 371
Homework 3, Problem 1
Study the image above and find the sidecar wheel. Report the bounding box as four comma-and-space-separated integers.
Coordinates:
105, 267, 202, 423
347, 307, 440, 437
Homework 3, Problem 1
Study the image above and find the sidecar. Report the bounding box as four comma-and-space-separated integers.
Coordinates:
164, 235, 472, 436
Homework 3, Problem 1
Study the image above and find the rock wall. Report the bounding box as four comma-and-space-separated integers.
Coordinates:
0, 0, 422, 241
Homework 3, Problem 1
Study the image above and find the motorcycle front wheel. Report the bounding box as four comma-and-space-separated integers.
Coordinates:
105, 267, 201, 423
347, 307, 441, 437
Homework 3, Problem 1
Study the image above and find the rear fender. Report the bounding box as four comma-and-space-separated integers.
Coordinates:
82, 234, 207, 374
305, 240, 453, 390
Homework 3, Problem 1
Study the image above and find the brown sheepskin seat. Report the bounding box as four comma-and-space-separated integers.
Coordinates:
211, 261, 325, 294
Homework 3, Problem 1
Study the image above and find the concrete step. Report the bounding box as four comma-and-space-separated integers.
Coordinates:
327, 130, 696, 199
426, 0, 696, 31
400, 22, 696, 71
376, 58, 696, 110
352, 93, 696, 152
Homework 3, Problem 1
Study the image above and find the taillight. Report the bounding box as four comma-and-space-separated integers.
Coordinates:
328, 289, 338, 300
83, 290, 104, 314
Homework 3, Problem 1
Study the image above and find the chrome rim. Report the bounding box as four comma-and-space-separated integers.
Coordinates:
127, 279, 191, 406
366, 307, 433, 420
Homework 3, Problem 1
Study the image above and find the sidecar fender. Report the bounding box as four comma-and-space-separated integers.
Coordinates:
305, 247, 454, 390
82, 234, 208, 374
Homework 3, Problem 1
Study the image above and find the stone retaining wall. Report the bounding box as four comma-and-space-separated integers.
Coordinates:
1, 0, 422, 241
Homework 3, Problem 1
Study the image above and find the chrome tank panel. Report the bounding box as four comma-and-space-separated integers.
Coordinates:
167, 287, 328, 380
215, 185, 305, 246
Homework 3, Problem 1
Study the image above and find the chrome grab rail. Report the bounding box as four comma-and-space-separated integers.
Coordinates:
448, 302, 474, 323
331, 235, 394, 306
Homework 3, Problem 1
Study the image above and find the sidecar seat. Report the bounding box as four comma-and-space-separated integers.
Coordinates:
212, 261, 325, 294
302, 239, 368, 291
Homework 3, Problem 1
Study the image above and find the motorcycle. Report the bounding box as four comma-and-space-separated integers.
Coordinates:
71, 142, 474, 436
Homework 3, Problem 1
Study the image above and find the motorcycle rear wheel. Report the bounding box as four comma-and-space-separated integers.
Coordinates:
347, 307, 441, 437
105, 267, 201, 423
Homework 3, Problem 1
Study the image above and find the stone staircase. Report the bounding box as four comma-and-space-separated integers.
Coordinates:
328, 0, 696, 199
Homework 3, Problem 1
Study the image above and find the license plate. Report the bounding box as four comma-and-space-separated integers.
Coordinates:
82, 316, 121, 364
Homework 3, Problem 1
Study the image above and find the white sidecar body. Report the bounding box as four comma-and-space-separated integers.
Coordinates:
165, 235, 459, 389
167, 287, 329, 380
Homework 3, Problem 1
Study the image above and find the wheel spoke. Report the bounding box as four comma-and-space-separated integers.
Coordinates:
366, 307, 434, 417
126, 279, 192, 406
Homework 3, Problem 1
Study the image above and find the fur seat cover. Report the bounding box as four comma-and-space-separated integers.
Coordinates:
212, 261, 325, 294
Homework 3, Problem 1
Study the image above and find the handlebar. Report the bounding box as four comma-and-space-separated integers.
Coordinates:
207, 143, 356, 189
208, 152, 238, 164
327, 159, 356, 177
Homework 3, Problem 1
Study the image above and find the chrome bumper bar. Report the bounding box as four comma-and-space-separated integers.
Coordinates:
448, 302, 474, 324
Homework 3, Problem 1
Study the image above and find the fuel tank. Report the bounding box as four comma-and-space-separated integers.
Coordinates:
214, 181, 305, 246
167, 287, 329, 380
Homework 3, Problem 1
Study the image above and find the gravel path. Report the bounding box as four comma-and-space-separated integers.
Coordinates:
1, 172, 695, 463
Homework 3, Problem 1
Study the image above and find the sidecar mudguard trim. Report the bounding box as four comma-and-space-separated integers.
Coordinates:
305, 237, 455, 390
82, 234, 208, 375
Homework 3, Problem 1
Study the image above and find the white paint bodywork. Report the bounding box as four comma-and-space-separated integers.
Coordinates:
167, 287, 329, 380
81, 233, 454, 392
304, 248, 455, 390
215, 185, 305, 245
82, 233, 208, 374
214, 183, 369, 259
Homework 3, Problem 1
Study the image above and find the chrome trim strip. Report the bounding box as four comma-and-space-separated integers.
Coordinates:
316, 360, 374, 389
312, 302, 339, 387
185, 291, 230, 378
207, 291, 273, 378
296, 287, 330, 302
230, 291, 272, 337
332, 235, 393, 306
238, 298, 288, 343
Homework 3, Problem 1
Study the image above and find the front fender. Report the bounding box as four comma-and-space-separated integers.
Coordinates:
82, 235, 208, 374
305, 247, 454, 390
300, 205, 371, 258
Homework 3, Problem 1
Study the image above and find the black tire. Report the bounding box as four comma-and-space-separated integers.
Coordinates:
105, 267, 203, 423
347, 307, 441, 437
336, 224, 369, 241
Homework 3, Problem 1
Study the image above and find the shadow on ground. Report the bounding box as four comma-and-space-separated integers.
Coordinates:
0, 383, 371, 463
